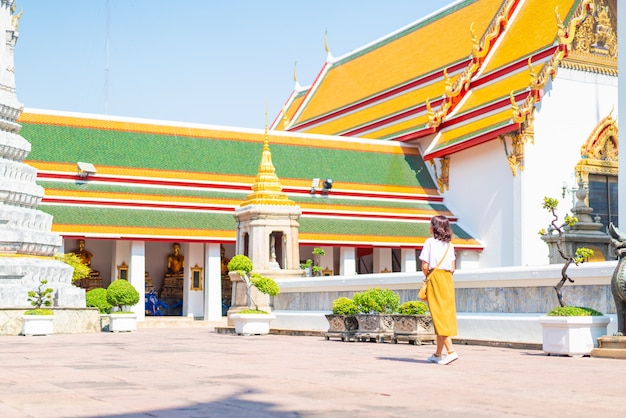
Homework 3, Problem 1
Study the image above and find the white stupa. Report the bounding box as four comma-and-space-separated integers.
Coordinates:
0, 1, 84, 307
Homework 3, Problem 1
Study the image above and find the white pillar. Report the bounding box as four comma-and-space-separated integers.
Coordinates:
129, 241, 145, 321
373, 248, 392, 273
340, 247, 356, 276
204, 243, 223, 321
400, 248, 417, 272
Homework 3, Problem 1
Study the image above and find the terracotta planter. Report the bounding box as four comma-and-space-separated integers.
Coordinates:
231, 313, 276, 335
354, 314, 394, 343
539, 315, 610, 356
22, 314, 55, 336
109, 313, 138, 332
391, 314, 436, 345
324, 314, 358, 342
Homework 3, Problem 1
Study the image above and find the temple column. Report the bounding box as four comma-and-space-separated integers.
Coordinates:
340, 247, 356, 276
129, 241, 145, 320
400, 248, 417, 272
204, 243, 223, 321
373, 248, 392, 273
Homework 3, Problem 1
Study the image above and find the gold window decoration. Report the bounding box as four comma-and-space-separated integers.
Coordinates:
117, 262, 128, 280
322, 267, 333, 277
190, 264, 203, 291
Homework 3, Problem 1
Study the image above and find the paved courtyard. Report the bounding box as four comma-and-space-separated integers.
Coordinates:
0, 326, 624, 418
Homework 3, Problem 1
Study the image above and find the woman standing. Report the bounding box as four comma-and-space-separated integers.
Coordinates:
419, 215, 458, 365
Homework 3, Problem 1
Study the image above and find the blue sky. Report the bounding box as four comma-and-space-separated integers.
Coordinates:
15, 0, 455, 129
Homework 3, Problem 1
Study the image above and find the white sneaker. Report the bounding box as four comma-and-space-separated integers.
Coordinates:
427, 352, 446, 363
438, 351, 459, 365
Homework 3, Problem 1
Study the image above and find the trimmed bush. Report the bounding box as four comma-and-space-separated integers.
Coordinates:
331, 297, 359, 315
398, 301, 429, 315
547, 306, 603, 316
227, 255, 253, 274
106, 280, 140, 312
86, 288, 112, 314
353, 288, 400, 314
250, 273, 280, 296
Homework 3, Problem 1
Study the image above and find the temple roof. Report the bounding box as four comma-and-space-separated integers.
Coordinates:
273, 0, 614, 161
20, 109, 481, 250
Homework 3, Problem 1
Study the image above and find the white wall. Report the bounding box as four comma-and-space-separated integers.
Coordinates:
523, 69, 618, 265
444, 68, 617, 269
445, 140, 516, 268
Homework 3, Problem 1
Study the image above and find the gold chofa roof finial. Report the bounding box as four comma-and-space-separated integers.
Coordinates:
240, 107, 296, 207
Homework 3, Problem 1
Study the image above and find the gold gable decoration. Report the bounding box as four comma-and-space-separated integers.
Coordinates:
560, 0, 617, 75
427, 0, 516, 129
241, 115, 296, 207
575, 111, 618, 186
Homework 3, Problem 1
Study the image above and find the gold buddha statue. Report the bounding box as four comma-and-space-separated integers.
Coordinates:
166, 243, 184, 276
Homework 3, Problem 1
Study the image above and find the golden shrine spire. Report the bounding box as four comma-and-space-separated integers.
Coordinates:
240, 108, 296, 207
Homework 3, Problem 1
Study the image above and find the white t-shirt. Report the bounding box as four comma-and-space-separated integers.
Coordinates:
419, 237, 455, 271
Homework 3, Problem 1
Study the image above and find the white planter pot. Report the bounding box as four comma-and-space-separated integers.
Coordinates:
22, 315, 55, 336
539, 315, 611, 356
109, 313, 138, 332
231, 313, 276, 335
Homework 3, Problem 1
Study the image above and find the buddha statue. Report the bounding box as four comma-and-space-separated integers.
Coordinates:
220, 245, 230, 277
161, 243, 184, 299
166, 243, 184, 276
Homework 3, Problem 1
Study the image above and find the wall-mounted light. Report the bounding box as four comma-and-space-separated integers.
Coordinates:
310, 177, 320, 194
322, 178, 333, 195
77, 162, 97, 178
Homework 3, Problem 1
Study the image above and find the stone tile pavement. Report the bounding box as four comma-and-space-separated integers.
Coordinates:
0, 326, 624, 417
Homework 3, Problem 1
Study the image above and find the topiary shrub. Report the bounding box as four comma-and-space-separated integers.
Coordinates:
397, 301, 429, 315
250, 273, 280, 297
331, 297, 359, 315
547, 306, 603, 316
86, 288, 112, 314
353, 288, 400, 314
227, 255, 253, 275
106, 280, 140, 313
227, 254, 280, 312
25, 279, 54, 315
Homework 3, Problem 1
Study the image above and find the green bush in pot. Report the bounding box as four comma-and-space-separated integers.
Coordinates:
86, 288, 112, 314
331, 297, 359, 315
397, 300, 429, 316
353, 288, 399, 314
106, 279, 140, 313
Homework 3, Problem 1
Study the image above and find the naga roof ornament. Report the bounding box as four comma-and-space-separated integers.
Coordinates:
427, 0, 516, 129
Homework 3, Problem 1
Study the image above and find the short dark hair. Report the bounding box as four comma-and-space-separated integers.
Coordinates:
431, 215, 452, 242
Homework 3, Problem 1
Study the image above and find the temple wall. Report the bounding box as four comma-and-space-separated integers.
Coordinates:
273, 260, 617, 315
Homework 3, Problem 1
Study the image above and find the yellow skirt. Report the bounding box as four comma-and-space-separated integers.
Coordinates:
426, 269, 457, 337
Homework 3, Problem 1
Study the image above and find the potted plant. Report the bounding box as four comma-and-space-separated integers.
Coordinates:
22, 279, 55, 336
301, 247, 326, 277
538, 197, 610, 356
227, 254, 280, 335
106, 279, 140, 332
325, 297, 359, 342
540, 306, 609, 356
391, 301, 436, 345
353, 288, 400, 343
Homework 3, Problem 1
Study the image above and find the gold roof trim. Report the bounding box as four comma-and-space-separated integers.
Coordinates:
240, 116, 297, 207
427, 0, 516, 129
